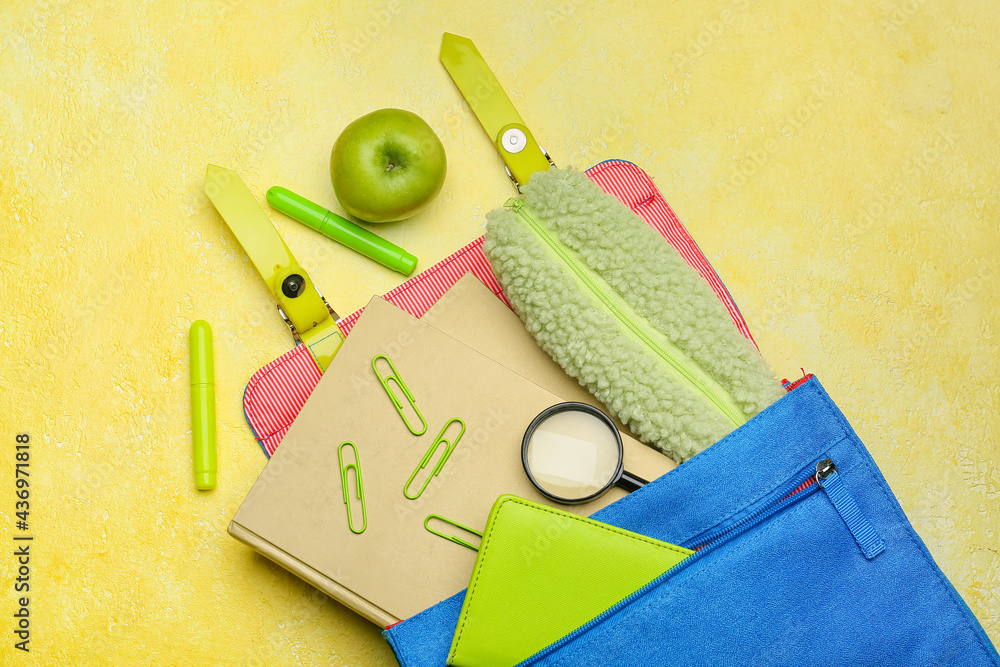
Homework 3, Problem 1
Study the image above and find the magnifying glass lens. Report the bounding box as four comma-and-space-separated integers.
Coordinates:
525, 409, 621, 501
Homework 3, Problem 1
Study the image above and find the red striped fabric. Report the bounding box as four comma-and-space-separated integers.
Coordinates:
245, 160, 757, 457
783, 476, 817, 500
337, 237, 510, 335
243, 344, 323, 456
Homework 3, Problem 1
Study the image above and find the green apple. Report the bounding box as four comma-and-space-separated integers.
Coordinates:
330, 109, 447, 223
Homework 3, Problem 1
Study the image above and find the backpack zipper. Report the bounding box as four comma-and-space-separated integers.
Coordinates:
815, 458, 885, 559
686, 458, 884, 558
518, 455, 884, 666
505, 198, 746, 428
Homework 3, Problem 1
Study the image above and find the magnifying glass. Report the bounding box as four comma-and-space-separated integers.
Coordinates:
521, 402, 648, 505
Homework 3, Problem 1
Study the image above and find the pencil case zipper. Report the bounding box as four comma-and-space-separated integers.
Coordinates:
505, 198, 746, 428
518, 454, 885, 665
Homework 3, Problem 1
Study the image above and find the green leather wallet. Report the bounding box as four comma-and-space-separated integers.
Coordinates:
447, 495, 693, 666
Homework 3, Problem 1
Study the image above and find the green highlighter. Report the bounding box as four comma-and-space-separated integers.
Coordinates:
189, 320, 217, 490
266, 187, 418, 276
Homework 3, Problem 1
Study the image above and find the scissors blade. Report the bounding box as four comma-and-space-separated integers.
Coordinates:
204, 165, 343, 371
440, 33, 551, 188
205, 164, 298, 284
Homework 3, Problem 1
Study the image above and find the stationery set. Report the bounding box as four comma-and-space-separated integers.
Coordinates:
215, 32, 998, 667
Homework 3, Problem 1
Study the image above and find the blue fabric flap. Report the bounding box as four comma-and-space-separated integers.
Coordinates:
384, 378, 1000, 667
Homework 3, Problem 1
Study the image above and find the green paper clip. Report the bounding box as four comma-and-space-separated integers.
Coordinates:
424, 514, 483, 551
338, 441, 367, 534
404, 418, 467, 500
372, 354, 428, 436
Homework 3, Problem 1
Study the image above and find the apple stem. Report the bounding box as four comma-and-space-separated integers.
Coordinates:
386, 162, 396, 171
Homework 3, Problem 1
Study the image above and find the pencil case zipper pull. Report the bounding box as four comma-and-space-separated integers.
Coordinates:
815, 458, 885, 560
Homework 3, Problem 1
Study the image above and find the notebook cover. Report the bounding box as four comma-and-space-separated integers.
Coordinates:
228, 297, 676, 627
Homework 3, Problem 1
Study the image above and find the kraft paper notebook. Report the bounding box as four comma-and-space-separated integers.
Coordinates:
229, 291, 675, 627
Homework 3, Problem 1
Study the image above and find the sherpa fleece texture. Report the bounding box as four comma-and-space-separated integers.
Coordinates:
485, 168, 785, 462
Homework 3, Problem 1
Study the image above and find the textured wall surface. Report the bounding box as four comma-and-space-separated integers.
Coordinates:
1, 0, 997, 664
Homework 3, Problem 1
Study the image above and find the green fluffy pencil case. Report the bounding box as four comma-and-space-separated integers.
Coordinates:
485, 168, 785, 463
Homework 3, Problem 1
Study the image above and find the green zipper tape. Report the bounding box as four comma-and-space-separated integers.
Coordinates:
506, 198, 746, 428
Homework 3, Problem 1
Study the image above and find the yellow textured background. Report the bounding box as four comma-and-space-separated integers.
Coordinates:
1, 0, 997, 664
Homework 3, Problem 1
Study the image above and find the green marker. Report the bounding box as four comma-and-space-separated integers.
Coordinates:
189, 320, 217, 490
266, 186, 418, 276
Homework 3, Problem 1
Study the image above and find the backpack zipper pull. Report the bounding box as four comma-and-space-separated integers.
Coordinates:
816, 458, 885, 560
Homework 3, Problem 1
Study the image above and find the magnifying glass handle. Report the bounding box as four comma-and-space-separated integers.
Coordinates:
618, 470, 649, 492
